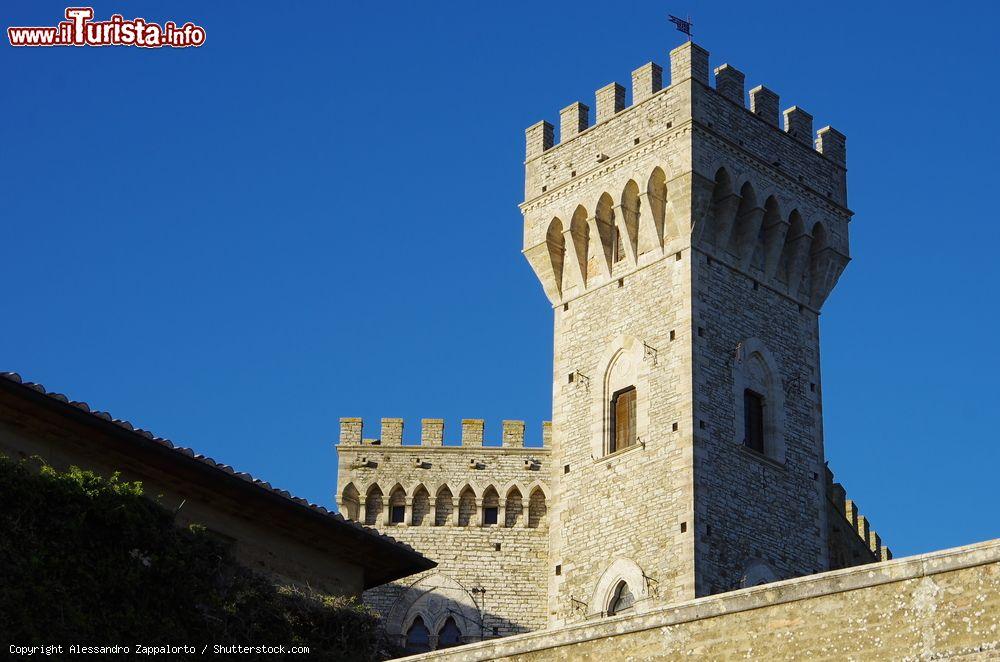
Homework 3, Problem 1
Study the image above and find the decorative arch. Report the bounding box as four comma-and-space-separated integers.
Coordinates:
434, 485, 454, 526
527, 487, 547, 528
386, 573, 483, 647
593, 192, 616, 275
732, 337, 786, 463
645, 167, 670, 249
364, 484, 384, 526
729, 181, 762, 263
590, 558, 650, 617
706, 167, 738, 248
546, 217, 566, 298
761, 196, 789, 278
619, 180, 640, 264
740, 559, 778, 588
339, 482, 360, 521
411, 484, 430, 526
569, 205, 590, 288
504, 485, 523, 527
457, 486, 477, 527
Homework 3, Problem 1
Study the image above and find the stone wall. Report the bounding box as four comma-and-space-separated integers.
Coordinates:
400, 538, 1000, 661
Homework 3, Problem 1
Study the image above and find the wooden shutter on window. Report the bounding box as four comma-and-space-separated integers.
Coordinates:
613, 387, 637, 451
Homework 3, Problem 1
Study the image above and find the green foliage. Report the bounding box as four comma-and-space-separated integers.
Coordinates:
0, 455, 390, 660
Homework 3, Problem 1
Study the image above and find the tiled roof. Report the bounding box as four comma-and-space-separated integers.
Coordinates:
0, 371, 429, 567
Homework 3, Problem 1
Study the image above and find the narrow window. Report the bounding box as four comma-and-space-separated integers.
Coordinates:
744, 389, 765, 453
483, 506, 498, 525
610, 386, 637, 453
390, 505, 405, 524
607, 581, 635, 616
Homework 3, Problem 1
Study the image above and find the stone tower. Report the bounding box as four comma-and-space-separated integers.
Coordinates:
336, 40, 889, 653
521, 41, 851, 624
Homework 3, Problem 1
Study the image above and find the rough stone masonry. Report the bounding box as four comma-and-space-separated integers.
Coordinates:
336, 40, 894, 653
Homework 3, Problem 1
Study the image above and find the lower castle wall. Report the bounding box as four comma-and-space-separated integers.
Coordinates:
399, 538, 1000, 661
365, 527, 549, 640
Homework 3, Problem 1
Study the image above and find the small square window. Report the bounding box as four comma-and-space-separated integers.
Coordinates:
675, 251, 682, 261
542, 185, 547, 192
571, 170, 576, 177
494, 542, 502, 551
555, 564, 562, 576
680, 522, 687, 533
563, 303, 569, 311
617, 278, 624, 288
568, 373, 574, 384
670, 330, 676, 341
699, 420, 706, 430
564, 464, 570, 474
390, 505, 405, 524
634, 137, 640, 145
698, 327, 705, 337
484, 507, 498, 525
672, 422, 678, 432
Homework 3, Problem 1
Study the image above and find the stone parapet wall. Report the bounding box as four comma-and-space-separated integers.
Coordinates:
400, 538, 1000, 661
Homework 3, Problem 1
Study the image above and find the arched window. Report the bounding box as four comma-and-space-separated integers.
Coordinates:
437, 617, 462, 649
527, 488, 547, 528
404, 617, 431, 654
457, 487, 476, 527
364, 486, 383, 526
411, 486, 430, 526
434, 486, 453, 526
610, 386, 637, 452
504, 487, 523, 527
482, 486, 499, 526
607, 581, 635, 616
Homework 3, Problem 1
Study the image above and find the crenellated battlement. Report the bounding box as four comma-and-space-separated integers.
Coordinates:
525, 43, 846, 194
826, 466, 892, 566
338, 417, 550, 448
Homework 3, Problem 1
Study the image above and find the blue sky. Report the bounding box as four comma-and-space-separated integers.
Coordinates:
2, 1, 997, 558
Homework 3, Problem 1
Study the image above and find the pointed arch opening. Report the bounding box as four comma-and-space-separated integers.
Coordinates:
546, 217, 566, 298
607, 580, 636, 616
619, 180, 640, 264
569, 205, 590, 288
482, 486, 499, 526
404, 616, 431, 654
504, 486, 523, 527
340, 483, 360, 521
388, 484, 406, 525
527, 487, 547, 528
593, 193, 616, 276
457, 486, 477, 527
729, 181, 760, 260
777, 210, 805, 285
646, 166, 670, 245
437, 616, 463, 649
434, 486, 453, 526
411, 485, 430, 526
364, 485, 384, 526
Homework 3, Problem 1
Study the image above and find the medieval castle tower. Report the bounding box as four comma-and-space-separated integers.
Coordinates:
336, 40, 890, 653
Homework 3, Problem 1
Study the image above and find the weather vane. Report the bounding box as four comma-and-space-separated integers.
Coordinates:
668, 14, 693, 41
